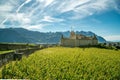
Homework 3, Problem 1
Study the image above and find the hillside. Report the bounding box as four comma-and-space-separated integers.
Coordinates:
1, 47, 120, 79
0, 28, 106, 43
0, 28, 29, 43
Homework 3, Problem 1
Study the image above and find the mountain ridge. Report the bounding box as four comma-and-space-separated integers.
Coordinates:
0, 28, 106, 43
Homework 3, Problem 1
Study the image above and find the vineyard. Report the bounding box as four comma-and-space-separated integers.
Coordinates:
0, 47, 120, 79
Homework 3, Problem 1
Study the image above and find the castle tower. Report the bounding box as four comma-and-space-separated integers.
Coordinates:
93, 34, 97, 40
92, 34, 98, 45
70, 26, 77, 39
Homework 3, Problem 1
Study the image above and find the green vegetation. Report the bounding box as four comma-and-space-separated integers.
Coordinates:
0, 50, 13, 54
0, 43, 39, 51
0, 42, 37, 46
0, 47, 120, 79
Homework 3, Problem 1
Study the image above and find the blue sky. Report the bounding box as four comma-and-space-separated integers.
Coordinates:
0, 0, 120, 41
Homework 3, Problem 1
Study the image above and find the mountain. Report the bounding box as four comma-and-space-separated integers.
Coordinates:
0, 28, 106, 43
0, 28, 29, 43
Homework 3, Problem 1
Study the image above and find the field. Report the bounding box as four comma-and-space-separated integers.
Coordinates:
0, 47, 120, 79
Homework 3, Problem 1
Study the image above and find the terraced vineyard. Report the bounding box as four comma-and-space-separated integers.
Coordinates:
0, 47, 120, 79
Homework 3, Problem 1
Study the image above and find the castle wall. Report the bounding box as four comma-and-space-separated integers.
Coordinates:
61, 38, 98, 47
92, 40, 98, 45
61, 38, 76, 47
79, 40, 92, 46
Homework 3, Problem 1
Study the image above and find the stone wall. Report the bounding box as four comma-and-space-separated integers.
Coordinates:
61, 38, 73, 47
61, 38, 98, 47
0, 52, 14, 67
0, 43, 39, 50
0, 48, 40, 67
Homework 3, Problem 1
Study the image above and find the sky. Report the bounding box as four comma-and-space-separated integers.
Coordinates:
0, 0, 120, 41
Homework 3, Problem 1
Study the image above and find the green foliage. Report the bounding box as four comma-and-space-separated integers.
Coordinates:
1, 47, 120, 79
0, 50, 13, 54
0, 43, 39, 51
97, 43, 119, 50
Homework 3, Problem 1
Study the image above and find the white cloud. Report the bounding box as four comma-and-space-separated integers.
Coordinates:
0, 3, 14, 25
25, 0, 31, 4
28, 3, 43, 17
104, 35, 120, 41
16, 0, 31, 13
51, 0, 116, 20
0, 24, 5, 28
28, 0, 55, 17
0, 4, 13, 12
44, 0, 54, 7
11, 13, 31, 24
71, 0, 115, 19
23, 24, 47, 30
0, 0, 119, 32
0, 18, 8, 25
57, 0, 90, 13
41, 16, 64, 22
37, 0, 54, 7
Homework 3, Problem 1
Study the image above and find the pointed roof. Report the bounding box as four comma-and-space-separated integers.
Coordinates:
93, 34, 97, 40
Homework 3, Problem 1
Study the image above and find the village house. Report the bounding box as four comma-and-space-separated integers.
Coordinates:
61, 31, 98, 47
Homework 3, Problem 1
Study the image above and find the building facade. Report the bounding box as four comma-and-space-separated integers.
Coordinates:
61, 31, 98, 47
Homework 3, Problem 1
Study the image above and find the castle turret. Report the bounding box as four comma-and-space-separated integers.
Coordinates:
70, 31, 76, 39
93, 34, 97, 40
92, 34, 98, 45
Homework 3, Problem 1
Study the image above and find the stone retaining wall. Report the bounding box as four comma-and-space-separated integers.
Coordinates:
0, 43, 40, 50
0, 48, 40, 67
0, 52, 14, 67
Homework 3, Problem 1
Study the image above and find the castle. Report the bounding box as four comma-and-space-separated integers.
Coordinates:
61, 31, 98, 47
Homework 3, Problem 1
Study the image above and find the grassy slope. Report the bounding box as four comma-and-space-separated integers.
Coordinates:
0, 47, 120, 79
0, 50, 13, 54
